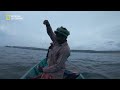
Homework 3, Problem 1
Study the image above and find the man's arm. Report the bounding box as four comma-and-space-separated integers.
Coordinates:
43, 20, 56, 42
43, 48, 70, 73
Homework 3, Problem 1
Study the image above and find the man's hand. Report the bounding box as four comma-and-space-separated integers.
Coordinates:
43, 20, 50, 26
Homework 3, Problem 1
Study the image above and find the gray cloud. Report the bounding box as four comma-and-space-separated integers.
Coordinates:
0, 11, 120, 50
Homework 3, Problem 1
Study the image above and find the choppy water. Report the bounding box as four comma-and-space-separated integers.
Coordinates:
0, 46, 120, 79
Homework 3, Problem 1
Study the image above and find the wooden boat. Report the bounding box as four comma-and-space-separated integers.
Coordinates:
20, 58, 85, 79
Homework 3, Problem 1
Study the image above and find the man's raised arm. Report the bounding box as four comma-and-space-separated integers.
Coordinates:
43, 20, 56, 42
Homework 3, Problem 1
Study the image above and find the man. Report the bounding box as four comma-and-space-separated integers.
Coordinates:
39, 20, 70, 79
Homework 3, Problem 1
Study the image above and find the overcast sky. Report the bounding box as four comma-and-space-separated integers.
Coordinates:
0, 11, 120, 50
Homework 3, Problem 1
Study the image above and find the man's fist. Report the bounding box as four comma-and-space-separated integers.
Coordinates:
43, 20, 50, 26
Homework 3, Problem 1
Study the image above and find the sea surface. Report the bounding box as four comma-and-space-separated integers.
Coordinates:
0, 46, 120, 79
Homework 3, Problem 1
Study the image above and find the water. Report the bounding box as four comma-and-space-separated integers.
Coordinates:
0, 46, 120, 79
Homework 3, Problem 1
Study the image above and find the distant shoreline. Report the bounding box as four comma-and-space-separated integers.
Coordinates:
5, 46, 48, 51
5, 46, 120, 53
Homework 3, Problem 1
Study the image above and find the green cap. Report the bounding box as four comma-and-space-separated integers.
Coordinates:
55, 26, 70, 37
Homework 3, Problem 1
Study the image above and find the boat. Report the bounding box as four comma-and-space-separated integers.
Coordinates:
20, 58, 85, 79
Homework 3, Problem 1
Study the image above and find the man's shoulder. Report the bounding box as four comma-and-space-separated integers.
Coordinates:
61, 44, 70, 53
65, 42, 70, 50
